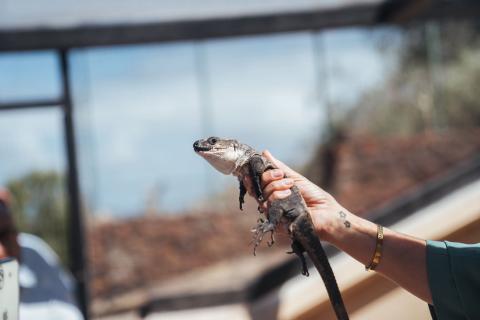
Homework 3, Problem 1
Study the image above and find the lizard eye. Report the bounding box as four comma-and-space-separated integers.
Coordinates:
208, 137, 218, 145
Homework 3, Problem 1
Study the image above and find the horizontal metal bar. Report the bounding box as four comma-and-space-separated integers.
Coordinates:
0, 99, 64, 111
140, 290, 247, 317
0, 3, 378, 52
1, 1, 479, 52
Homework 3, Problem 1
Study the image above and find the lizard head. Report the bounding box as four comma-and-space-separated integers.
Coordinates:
193, 137, 252, 175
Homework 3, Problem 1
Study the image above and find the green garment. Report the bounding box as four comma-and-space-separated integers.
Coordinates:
427, 240, 480, 320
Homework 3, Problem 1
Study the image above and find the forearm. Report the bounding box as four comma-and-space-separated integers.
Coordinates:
322, 210, 432, 304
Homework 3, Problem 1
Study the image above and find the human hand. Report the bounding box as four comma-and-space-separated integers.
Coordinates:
250, 150, 348, 242
248, 153, 433, 304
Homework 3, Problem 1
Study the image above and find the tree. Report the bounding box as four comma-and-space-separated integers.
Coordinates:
345, 21, 480, 136
7, 171, 69, 265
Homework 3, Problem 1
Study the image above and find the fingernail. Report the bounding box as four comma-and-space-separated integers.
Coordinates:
272, 170, 283, 178
279, 190, 291, 196
283, 179, 294, 186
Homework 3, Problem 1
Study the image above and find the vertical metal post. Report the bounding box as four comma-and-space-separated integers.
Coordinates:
425, 21, 444, 130
194, 41, 215, 194
312, 31, 334, 141
194, 41, 214, 139
59, 49, 90, 319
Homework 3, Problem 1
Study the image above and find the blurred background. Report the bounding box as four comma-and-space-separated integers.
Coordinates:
1, 0, 480, 319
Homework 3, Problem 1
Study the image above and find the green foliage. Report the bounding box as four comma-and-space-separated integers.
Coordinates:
340, 21, 480, 137
7, 171, 69, 265
303, 22, 480, 191
441, 50, 480, 126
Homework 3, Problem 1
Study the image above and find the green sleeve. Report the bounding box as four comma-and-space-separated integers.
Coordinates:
427, 240, 480, 320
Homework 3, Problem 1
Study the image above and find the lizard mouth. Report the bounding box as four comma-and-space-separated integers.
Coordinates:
193, 141, 212, 152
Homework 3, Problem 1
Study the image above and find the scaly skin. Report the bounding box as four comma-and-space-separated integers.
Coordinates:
193, 137, 349, 320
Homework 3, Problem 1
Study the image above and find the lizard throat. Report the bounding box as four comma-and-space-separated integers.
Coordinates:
232, 150, 257, 177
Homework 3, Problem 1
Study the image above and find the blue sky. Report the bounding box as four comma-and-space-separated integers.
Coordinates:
0, 27, 402, 217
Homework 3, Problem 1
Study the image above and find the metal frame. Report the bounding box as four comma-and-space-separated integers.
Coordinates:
0, 3, 379, 52
0, 49, 89, 318
0, 99, 64, 111
2, 0, 480, 52
1, 0, 479, 318
59, 49, 90, 318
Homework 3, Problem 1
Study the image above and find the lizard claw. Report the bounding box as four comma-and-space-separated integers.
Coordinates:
251, 220, 275, 255
267, 231, 275, 247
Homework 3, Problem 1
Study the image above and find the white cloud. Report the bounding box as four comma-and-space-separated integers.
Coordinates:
0, 27, 394, 216
0, 109, 65, 184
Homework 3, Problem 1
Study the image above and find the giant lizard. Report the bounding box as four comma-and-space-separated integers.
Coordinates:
193, 137, 349, 320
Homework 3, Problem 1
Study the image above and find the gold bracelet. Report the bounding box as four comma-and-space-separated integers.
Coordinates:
365, 224, 384, 271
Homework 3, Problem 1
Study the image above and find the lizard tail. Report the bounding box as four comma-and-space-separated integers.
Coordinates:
293, 215, 349, 320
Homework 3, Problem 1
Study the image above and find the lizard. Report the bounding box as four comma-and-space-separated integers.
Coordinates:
193, 136, 349, 320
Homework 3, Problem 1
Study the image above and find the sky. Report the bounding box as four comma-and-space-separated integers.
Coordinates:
0, 26, 402, 217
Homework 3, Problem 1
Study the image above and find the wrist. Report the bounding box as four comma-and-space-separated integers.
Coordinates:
319, 209, 369, 247
324, 211, 381, 267
317, 217, 337, 244
311, 208, 351, 244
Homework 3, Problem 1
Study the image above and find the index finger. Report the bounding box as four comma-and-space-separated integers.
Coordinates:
261, 169, 285, 188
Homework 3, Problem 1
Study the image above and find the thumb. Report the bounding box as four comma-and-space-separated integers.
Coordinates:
262, 150, 302, 179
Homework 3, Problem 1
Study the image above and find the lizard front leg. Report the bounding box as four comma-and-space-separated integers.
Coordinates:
248, 155, 282, 253
248, 155, 266, 202
251, 196, 285, 254
238, 179, 247, 210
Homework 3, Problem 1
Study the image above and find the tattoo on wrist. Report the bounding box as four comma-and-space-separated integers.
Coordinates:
338, 210, 351, 228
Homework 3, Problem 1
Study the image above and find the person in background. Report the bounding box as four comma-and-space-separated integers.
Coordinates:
0, 188, 20, 260
0, 188, 83, 320
246, 151, 480, 320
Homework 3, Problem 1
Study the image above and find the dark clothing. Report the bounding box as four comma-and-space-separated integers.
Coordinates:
427, 240, 480, 320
